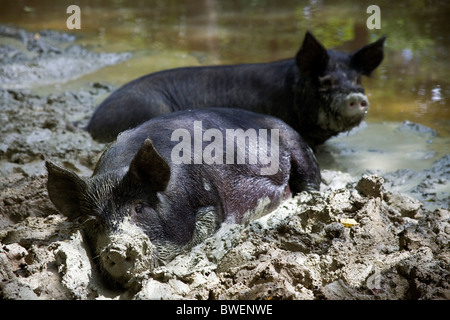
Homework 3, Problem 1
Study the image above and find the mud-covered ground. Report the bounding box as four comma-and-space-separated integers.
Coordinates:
0, 26, 449, 300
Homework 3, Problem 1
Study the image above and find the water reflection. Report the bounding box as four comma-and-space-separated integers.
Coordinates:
0, 0, 448, 136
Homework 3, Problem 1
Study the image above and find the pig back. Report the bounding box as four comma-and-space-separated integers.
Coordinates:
92, 108, 294, 223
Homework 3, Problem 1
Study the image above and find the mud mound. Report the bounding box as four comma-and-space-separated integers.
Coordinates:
120, 175, 450, 300
1, 174, 448, 300
0, 25, 130, 89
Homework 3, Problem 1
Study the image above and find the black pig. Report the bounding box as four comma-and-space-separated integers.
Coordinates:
86, 31, 385, 146
47, 108, 320, 287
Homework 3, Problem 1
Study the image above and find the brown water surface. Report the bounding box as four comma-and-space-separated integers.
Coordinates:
1, 0, 448, 137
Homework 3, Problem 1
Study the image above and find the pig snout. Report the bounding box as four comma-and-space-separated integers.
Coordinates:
318, 91, 371, 133
101, 243, 136, 277
96, 219, 159, 286
343, 92, 370, 117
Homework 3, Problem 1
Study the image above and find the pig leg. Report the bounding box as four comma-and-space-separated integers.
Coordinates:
155, 205, 222, 263
288, 141, 321, 193
189, 206, 222, 246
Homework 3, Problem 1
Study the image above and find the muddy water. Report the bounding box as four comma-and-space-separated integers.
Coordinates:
1, 1, 448, 130
1, 1, 449, 200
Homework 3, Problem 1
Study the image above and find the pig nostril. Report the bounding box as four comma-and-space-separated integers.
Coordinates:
106, 249, 125, 264
345, 93, 370, 111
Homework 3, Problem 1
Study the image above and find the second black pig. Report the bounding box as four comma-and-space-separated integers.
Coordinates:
86, 31, 386, 146
47, 108, 320, 287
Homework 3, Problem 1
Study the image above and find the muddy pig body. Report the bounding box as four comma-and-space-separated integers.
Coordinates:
47, 108, 320, 287
86, 31, 385, 146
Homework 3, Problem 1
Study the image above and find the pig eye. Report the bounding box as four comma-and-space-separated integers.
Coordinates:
134, 203, 143, 214
84, 216, 102, 233
319, 75, 334, 88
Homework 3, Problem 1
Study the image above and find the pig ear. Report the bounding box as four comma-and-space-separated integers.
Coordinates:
46, 160, 87, 220
128, 139, 170, 191
296, 31, 329, 76
351, 35, 386, 76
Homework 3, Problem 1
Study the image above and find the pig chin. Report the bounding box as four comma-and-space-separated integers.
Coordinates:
93, 207, 219, 288
95, 218, 160, 287
318, 93, 369, 133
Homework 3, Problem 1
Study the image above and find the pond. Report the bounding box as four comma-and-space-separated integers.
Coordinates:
2, 0, 448, 134
1, 0, 449, 202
